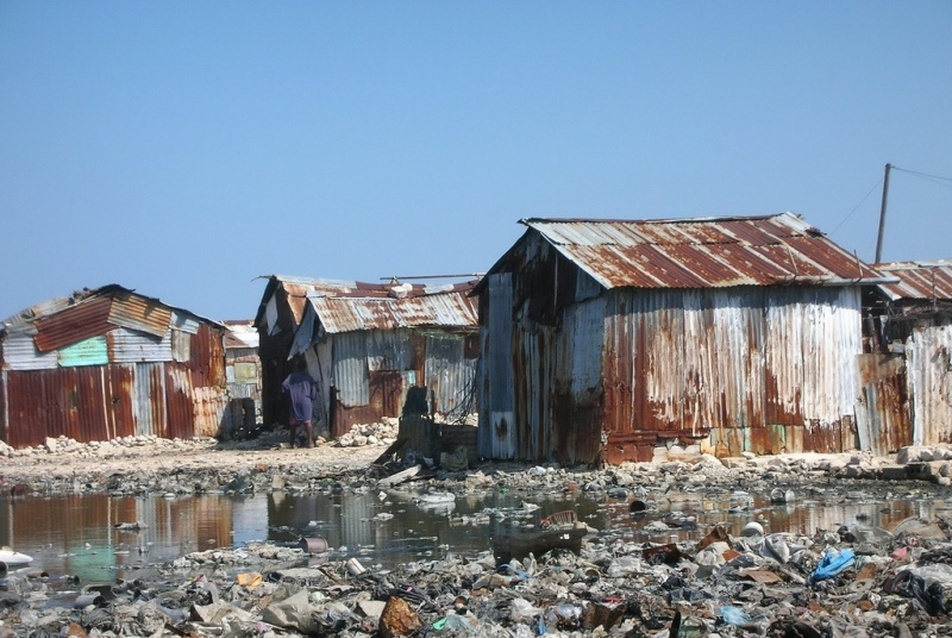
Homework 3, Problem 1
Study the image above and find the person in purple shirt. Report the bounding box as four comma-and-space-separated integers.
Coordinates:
282, 357, 316, 448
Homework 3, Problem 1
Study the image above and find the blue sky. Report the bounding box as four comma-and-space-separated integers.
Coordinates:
2, 2, 950, 321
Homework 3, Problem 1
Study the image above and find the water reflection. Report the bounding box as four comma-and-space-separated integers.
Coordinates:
3, 484, 951, 585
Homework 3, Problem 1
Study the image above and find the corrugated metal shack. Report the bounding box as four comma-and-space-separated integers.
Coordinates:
0, 285, 228, 448
858, 260, 952, 454
256, 275, 479, 438
475, 212, 895, 465
222, 320, 262, 439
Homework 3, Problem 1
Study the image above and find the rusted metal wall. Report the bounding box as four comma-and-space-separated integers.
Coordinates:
320, 327, 477, 437
478, 272, 515, 459
2, 365, 137, 447
478, 238, 866, 463
603, 286, 862, 459
855, 353, 910, 455
907, 321, 952, 446
424, 333, 477, 418
0, 335, 225, 447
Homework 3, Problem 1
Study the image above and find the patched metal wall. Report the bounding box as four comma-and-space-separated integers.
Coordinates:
479, 259, 866, 464
907, 321, 952, 446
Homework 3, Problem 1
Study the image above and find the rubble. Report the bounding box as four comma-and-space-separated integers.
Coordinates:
3, 505, 952, 637
4, 435, 952, 635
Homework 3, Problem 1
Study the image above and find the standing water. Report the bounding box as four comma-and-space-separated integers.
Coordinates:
2, 482, 950, 585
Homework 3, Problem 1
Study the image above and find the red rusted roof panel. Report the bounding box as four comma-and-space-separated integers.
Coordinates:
33, 296, 114, 352
520, 212, 890, 289
875, 261, 952, 301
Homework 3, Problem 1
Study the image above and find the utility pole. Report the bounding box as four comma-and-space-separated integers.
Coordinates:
874, 163, 892, 264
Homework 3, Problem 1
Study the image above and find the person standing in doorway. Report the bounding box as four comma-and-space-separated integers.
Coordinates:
282, 357, 316, 448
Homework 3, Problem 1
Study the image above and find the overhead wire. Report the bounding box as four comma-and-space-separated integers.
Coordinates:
892, 166, 952, 191
829, 176, 883, 237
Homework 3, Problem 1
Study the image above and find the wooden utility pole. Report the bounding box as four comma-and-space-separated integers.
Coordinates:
874, 163, 892, 264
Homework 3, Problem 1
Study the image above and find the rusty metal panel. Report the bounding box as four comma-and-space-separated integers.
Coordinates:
190, 383, 227, 438
33, 295, 113, 352
875, 261, 952, 302
108, 293, 172, 338
367, 329, 417, 372
479, 273, 515, 459
856, 353, 910, 455
307, 290, 477, 334
517, 213, 891, 291
164, 365, 194, 440
424, 333, 477, 417
513, 324, 557, 461
189, 324, 227, 388
907, 322, 952, 446
133, 362, 164, 437
0, 365, 137, 447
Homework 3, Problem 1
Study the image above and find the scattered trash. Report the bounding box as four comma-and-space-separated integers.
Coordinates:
809, 548, 856, 584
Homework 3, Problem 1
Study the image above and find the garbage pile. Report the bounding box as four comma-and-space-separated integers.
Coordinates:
4, 504, 952, 636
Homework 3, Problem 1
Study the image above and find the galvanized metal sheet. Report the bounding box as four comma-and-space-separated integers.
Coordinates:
1, 326, 58, 370
518, 213, 891, 291
907, 322, 952, 446
108, 327, 173, 363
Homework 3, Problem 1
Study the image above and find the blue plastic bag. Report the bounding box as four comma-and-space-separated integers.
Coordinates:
720, 606, 752, 626
809, 548, 856, 584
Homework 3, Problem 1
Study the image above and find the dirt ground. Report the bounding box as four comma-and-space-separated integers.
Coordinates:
0, 435, 382, 488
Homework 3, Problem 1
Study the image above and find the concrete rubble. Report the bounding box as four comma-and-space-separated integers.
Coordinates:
3, 431, 952, 636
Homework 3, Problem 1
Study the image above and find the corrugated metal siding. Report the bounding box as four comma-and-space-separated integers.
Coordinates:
856, 353, 910, 455
513, 324, 556, 461
1, 365, 138, 447
2, 326, 58, 370
424, 334, 476, 417
1, 290, 226, 447
108, 294, 172, 338
33, 295, 113, 352
488, 273, 864, 463
907, 322, 952, 446
107, 328, 172, 363
332, 332, 370, 407
367, 329, 416, 372
478, 273, 515, 460
602, 286, 861, 459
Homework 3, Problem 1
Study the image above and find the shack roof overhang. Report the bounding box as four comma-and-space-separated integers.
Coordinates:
870, 260, 952, 303
474, 212, 897, 295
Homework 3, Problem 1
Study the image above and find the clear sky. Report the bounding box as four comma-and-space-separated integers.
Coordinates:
2, 2, 950, 322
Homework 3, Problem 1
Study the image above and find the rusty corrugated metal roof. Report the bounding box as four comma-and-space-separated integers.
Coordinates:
5, 285, 224, 353
223, 320, 259, 349
512, 212, 893, 290
257, 274, 479, 328
873, 260, 952, 301
307, 284, 479, 334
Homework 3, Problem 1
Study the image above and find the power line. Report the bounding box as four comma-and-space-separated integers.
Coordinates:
829, 176, 884, 237
892, 166, 952, 184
